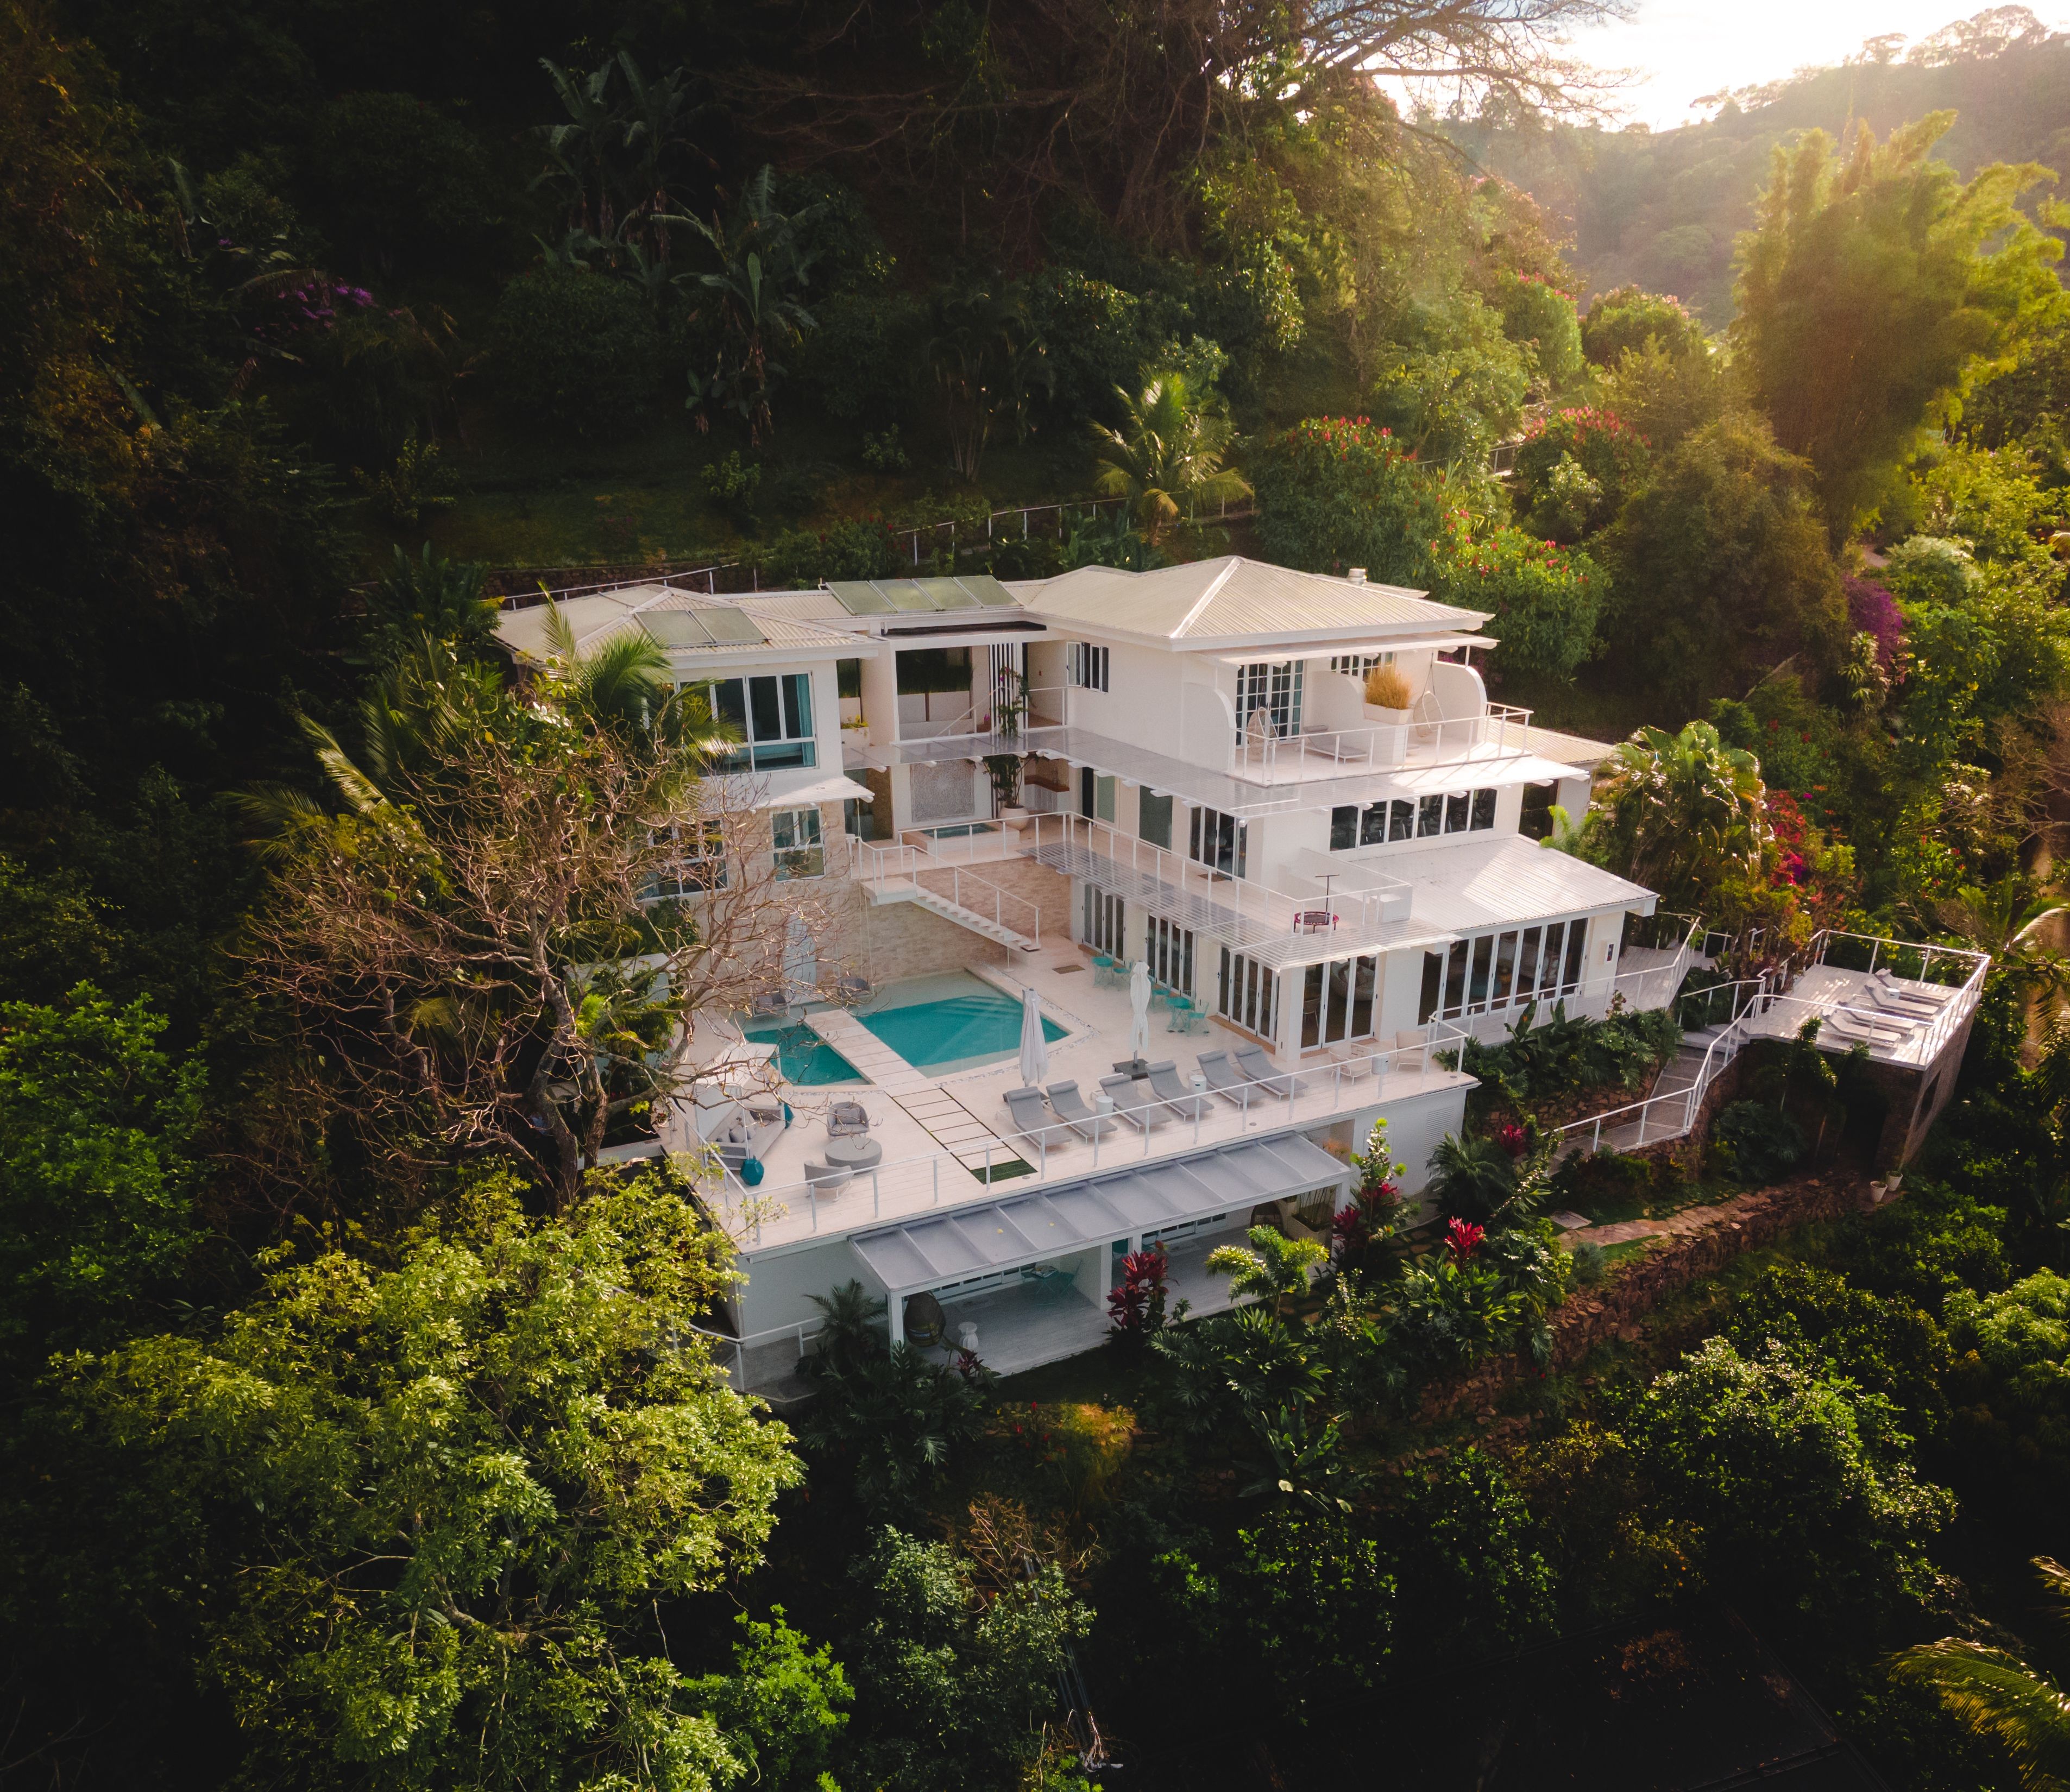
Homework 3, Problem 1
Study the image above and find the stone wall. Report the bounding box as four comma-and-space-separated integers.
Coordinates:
1419, 1170, 1879, 1423
912, 855, 1075, 947
858, 893, 1010, 985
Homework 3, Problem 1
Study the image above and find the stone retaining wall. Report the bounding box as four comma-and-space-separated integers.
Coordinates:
1419, 1170, 1880, 1423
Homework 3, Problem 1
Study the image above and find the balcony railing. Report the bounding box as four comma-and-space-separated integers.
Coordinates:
1232, 704, 1536, 784
854, 840, 1044, 944
1020, 812, 1412, 966
697, 1023, 1475, 1248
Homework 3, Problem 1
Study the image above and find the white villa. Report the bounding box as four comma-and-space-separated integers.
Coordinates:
493, 555, 1975, 1399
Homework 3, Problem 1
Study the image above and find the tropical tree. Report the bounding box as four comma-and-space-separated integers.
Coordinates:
1734, 113, 2069, 542
534, 52, 708, 265
927, 276, 1049, 481
1602, 414, 1849, 712
1206, 1224, 1326, 1317
236, 612, 796, 1207
1561, 720, 1773, 917
1894, 1557, 2070, 1790
672, 166, 825, 444
1090, 371, 1251, 539
34, 1170, 813, 1792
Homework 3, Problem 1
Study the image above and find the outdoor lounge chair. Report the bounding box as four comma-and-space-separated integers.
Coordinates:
1099, 1073, 1171, 1131
1387, 1028, 1428, 1072
1819, 1006, 1912, 1050
1871, 967, 1951, 1008
1144, 1059, 1210, 1122
1859, 980, 1940, 1021
1046, 1080, 1118, 1141
1232, 1044, 1298, 1098
1003, 1086, 1054, 1147
1197, 1050, 1256, 1105
827, 1099, 872, 1137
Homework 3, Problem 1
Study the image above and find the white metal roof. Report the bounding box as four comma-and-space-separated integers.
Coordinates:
1377, 835, 1656, 936
1011, 557, 1489, 647
496, 590, 853, 664
848, 1133, 1347, 1295
1522, 725, 1620, 769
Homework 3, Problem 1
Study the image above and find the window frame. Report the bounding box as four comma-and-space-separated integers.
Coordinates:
770, 805, 826, 880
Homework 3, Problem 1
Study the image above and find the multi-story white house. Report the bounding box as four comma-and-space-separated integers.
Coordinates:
498, 556, 1689, 1396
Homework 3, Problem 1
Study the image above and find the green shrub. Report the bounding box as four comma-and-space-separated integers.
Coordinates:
488, 264, 662, 434
1710, 1099, 1804, 1184
1944, 1270, 2070, 1500
1459, 1001, 1680, 1106
1581, 286, 1708, 368
1570, 1241, 1607, 1285
307, 92, 502, 275
1494, 271, 1583, 393
1250, 416, 1451, 585
748, 520, 903, 586
1431, 519, 1605, 680
1512, 407, 1652, 541
1630, 1337, 1954, 1625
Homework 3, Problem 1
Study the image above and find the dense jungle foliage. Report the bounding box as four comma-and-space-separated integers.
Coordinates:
5, 0, 2070, 1788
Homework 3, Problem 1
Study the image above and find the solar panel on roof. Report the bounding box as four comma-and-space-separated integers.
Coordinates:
879, 581, 936, 612
954, 573, 1014, 607
640, 611, 716, 647
826, 581, 895, 615
916, 576, 980, 610
696, 605, 767, 645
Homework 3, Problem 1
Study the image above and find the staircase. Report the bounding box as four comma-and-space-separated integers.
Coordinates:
857, 842, 1044, 956
1555, 1014, 1754, 1159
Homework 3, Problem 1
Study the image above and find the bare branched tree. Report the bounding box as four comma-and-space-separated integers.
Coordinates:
732, 0, 1628, 248
238, 616, 826, 1208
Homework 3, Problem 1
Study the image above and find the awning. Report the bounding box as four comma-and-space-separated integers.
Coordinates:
1210, 633, 1495, 664
727, 773, 876, 810
848, 1133, 1349, 1296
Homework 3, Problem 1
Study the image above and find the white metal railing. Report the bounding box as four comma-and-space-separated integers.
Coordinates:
1552, 931, 1991, 1158
1555, 980, 1768, 1156
701, 1023, 1474, 1247
855, 839, 1042, 945
894, 685, 1068, 746
1424, 947, 1691, 1037
690, 1318, 827, 1392
1021, 811, 1410, 960
1231, 703, 1536, 783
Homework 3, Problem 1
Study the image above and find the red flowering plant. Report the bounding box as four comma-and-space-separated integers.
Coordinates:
1446, 1217, 1485, 1258
1513, 407, 1651, 541
1494, 1121, 1530, 1159
1333, 1118, 1407, 1273
1106, 1245, 1172, 1350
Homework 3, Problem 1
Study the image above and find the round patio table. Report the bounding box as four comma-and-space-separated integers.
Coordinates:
824, 1134, 883, 1171
1166, 995, 1194, 1032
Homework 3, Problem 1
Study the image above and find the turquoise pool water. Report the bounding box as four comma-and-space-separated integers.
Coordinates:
741, 1018, 865, 1086
856, 971, 1066, 1074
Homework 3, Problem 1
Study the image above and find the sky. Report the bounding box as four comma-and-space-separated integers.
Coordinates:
1558, 1, 2070, 130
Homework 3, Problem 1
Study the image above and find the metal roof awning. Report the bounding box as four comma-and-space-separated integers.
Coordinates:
1210, 633, 1495, 664
847, 1133, 1349, 1297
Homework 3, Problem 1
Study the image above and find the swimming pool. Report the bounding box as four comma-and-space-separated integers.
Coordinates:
741, 1018, 865, 1086
855, 971, 1066, 1074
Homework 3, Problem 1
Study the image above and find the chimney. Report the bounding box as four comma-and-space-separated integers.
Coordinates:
1347, 567, 1367, 585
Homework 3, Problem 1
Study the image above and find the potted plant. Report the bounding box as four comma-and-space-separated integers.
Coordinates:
984, 752, 1027, 830
1363, 662, 1413, 766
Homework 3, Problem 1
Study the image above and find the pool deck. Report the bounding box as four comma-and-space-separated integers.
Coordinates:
673, 948, 1471, 1254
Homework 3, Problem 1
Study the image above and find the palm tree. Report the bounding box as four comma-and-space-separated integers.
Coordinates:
1566, 720, 1772, 916
1090, 371, 1251, 539
1205, 1225, 1326, 1317
669, 166, 824, 445
1893, 1557, 2070, 1790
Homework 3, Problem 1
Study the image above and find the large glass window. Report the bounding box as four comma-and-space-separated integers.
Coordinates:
1420, 917, 1597, 1020
1148, 917, 1194, 994
1333, 791, 1495, 852
1084, 887, 1125, 955
1190, 806, 1248, 878
1139, 789, 1173, 850
1301, 954, 1381, 1048
770, 807, 824, 879
647, 820, 727, 898
700, 673, 816, 771
1235, 660, 1304, 740
1218, 948, 1279, 1039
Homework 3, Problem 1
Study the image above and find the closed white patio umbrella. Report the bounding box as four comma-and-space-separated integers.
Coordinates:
1127, 959, 1153, 1065
1018, 986, 1049, 1088
782, 914, 816, 1007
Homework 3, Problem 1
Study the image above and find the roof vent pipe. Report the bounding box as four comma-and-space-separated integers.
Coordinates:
1347, 567, 1367, 584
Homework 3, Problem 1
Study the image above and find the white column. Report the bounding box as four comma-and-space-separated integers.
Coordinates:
888, 1290, 905, 1348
